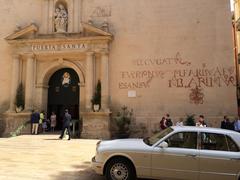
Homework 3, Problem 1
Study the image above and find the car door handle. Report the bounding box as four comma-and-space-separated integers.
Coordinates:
185, 154, 197, 158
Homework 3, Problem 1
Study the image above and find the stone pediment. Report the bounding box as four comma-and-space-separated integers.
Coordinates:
5, 22, 113, 43
82, 23, 112, 36
5, 23, 38, 40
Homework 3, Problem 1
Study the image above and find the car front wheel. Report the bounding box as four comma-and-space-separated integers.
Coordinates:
105, 157, 136, 180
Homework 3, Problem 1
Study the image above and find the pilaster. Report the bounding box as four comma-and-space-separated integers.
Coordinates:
85, 51, 94, 110
24, 54, 35, 111
101, 51, 110, 111
8, 54, 20, 112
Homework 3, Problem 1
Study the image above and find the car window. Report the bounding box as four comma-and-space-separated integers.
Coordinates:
146, 128, 173, 146
201, 133, 228, 151
165, 132, 197, 149
226, 136, 240, 152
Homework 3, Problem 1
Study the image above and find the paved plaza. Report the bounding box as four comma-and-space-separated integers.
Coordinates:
0, 135, 104, 180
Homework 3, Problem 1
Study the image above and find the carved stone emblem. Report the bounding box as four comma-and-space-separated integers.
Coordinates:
91, 6, 111, 17
54, 4, 68, 33
189, 86, 204, 105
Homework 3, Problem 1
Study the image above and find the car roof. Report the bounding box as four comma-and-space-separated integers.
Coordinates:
171, 126, 240, 148
172, 126, 240, 135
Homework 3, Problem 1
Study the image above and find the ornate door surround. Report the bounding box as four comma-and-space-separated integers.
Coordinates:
5, 23, 113, 118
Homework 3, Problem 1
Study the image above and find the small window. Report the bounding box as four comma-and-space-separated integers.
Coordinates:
201, 133, 228, 151
166, 132, 197, 149
226, 136, 240, 152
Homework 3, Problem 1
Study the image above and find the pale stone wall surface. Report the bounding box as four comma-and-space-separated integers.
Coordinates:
84, 0, 237, 129
0, 0, 237, 136
0, 0, 42, 112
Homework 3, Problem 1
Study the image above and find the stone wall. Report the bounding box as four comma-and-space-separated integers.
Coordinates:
0, 112, 31, 137
0, 0, 238, 138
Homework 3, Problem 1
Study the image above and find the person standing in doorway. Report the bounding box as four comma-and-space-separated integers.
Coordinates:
31, 110, 40, 135
50, 112, 57, 132
59, 109, 71, 140
39, 111, 45, 133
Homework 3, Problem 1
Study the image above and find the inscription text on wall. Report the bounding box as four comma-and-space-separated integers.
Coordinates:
31, 43, 88, 51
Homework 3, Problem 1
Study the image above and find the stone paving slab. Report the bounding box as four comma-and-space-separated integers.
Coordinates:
0, 135, 151, 180
0, 135, 104, 180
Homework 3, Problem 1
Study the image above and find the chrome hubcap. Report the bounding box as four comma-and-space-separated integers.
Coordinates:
110, 163, 128, 180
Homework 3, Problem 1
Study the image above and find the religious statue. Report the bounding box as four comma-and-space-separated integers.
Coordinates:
54, 4, 68, 33
62, 72, 71, 87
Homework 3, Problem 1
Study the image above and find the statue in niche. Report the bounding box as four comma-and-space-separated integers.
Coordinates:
54, 4, 68, 33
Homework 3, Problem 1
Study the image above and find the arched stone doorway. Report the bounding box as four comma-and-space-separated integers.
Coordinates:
47, 68, 80, 130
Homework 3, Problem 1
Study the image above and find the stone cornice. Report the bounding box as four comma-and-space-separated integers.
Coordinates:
6, 35, 112, 45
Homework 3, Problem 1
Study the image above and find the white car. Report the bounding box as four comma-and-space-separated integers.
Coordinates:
92, 126, 240, 180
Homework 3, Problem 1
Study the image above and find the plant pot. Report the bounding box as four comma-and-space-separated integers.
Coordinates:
15, 106, 23, 113
93, 104, 100, 112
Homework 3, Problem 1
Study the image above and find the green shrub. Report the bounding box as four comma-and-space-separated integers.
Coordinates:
91, 80, 101, 106
15, 83, 25, 109
185, 114, 196, 126
115, 106, 133, 137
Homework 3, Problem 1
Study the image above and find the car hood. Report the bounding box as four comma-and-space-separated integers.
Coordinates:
98, 138, 151, 152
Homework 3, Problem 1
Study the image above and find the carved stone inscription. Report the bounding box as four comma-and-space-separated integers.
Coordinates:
133, 52, 191, 66
169, 65, 236, 88
31, 43, 87, 51
118, 53, 192, 89
91, 6, 111, 17
118, 52, 236, 104
119, 70, 165, 89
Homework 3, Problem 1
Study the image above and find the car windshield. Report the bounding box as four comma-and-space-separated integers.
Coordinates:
143, 128, 173, 146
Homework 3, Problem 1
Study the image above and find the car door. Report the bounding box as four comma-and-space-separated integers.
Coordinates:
151, 131, 199, 180
199, 132, 240, 180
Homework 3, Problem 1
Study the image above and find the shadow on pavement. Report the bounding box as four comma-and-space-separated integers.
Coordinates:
51, 161, 157, 180
43, 138, 61, 140
51, 161, 105, 180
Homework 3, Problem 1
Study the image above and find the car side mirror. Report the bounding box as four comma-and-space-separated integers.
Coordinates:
159, 141, 168, 148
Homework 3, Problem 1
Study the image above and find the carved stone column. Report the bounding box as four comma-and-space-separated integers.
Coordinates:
25, 54, 35, 111
101, 51, 110, 111
85, 52, 94, 111
48, 0, 54, 33
8, 54, 20, 112
79, 82, 85, 112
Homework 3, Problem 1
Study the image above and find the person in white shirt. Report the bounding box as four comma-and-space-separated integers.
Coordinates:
196, 115, 207, 127
176, 118, 184, 126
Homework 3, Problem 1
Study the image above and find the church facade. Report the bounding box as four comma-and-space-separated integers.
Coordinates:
0, 0, 238, 138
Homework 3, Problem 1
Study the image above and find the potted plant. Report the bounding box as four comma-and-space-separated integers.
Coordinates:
91, 80, 101, 112
115, 106, 133, 138
185, 114, 196, 126
15, 83, 25, 113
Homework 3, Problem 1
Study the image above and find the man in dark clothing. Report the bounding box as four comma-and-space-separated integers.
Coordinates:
221, 116, 233, 130
59, 109, 72, 140
31, 110, 40, 135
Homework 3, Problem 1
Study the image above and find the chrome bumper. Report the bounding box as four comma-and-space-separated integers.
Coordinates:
91, 156, 104, 175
